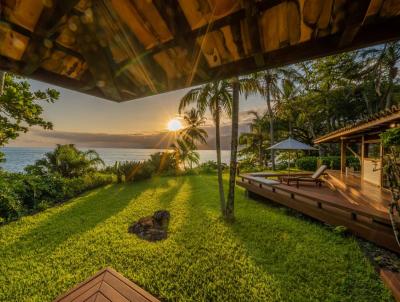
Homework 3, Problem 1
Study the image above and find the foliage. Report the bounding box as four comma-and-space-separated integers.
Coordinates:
381, 128, 400, 146
179, 108, 208, 147
179, 79, 232, 215
295, 156, 359, 171
381, 128, 400, 200
238, 110, 270, 167
295, 157, 318, 171
0, 171, 114, 222
197, 160, 228, 174
118, 160, 154, 182
0, 175, 392, 301
25, 144, 104, 178
148, 152, 177, 174
0, 73, 59, 149
239, 42, 400, 165
171, 139, 200, 169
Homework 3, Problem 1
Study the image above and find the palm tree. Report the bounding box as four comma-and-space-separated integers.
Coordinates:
180, 109, 208, 144
280, 78, 300, 135
179, 80, 232, 215
226, 77, 240, 221
359, 42, 400, 110
239, 111, 269, 166
171, 138, 200, 169
26, 144, 104, 178
246, 69, 284, 170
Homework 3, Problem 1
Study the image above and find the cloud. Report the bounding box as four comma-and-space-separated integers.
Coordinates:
9, 122, 251, 150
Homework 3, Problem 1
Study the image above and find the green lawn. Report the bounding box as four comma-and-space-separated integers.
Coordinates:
0, 175, 392, 301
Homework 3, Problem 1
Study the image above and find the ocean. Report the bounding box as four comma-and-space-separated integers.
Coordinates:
0, 147, 231, 173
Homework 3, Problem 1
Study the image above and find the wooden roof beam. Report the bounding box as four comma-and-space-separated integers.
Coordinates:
202, 15, 400, 90
152, 0, 210, 85
146, 0, 285, 58
1, 19, 83, 59
20, 0, 81, 75
243, 0, 265, 67
339, 0, 372, 47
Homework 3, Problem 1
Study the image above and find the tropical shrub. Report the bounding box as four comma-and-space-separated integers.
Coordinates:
198, 160, 228, 173
25, 144, 104, 178
118, 161, 154, 182
295, 157, 318, 171
0, 178, 21, 221
296, 156, 359, 171
0, 171, 114, 222
148, 152, 177, 173
381, 128, 400, 198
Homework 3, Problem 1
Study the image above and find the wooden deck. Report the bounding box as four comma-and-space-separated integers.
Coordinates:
238, 170, 400, 253
53, 268, 159, 302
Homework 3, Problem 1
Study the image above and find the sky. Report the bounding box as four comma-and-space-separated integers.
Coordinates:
9, 79, 266, 148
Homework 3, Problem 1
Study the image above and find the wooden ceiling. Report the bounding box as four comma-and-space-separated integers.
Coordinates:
0, 0, 400, 102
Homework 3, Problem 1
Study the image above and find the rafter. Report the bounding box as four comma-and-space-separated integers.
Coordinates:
339, 0, 372, 47
152, 0, 210, 85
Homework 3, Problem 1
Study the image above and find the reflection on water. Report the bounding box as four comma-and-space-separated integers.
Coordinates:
0, 147, 231, 173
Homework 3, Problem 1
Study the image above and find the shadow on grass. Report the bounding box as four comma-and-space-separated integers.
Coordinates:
164, 175, 391, 301
0, 183, 146, 259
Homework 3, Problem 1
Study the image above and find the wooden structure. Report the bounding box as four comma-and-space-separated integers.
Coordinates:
0, 0, 400, 102
315, 105, 400, 188
238, 170, 399, 253
53, 267, 160, 302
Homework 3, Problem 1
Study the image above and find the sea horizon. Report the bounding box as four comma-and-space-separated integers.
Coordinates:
0, 146, 231, 173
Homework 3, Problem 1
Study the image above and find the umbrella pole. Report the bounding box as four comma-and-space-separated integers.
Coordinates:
288, 151, 291, 176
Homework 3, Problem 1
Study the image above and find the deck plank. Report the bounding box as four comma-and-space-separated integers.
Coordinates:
238, 171, 400, 253
53, 268, 160, 302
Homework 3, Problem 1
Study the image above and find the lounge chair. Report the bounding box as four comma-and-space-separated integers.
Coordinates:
278, 165, 328, 188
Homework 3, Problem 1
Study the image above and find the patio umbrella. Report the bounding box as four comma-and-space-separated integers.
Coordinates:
268, 137, 316, 175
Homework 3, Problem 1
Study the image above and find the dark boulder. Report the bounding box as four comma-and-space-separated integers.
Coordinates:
128, 210, 170, 242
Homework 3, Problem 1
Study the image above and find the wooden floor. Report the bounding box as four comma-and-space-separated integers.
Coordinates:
53, 268, 160, 302
238, 170, 399, 253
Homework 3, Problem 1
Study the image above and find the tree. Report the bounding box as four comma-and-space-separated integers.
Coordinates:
171, 138, 200, 169
226, 77, 239, 221
245, 69, 285, 170
179, 80, 232, 215
180, 108, 208, 168
25, 144, 104, 178
239, 111, 269, 166
0, 73, 59, 152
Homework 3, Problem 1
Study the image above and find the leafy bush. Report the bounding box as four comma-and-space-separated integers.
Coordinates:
25, 144, 104, 178
381, 127, 400, 146
319, 156, 341, 170
0, 179, 21, 221
148, 152, 177, 173
295, 157, 318, 171
118, 161, 154, 182
197, 160, 228, 174
296, 156, 359, 171
0, 171, 114, 222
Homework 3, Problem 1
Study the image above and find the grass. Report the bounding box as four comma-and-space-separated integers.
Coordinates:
0, 175, 393, 301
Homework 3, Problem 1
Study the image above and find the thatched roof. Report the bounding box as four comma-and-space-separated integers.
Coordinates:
314, 105, 400, 143
0, 0, 400, 102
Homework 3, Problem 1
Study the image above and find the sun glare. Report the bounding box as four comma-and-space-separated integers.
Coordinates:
167, 118, 183, 132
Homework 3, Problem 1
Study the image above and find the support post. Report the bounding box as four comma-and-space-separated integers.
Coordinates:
341, 139, 346, 174
361, 135, 365, 180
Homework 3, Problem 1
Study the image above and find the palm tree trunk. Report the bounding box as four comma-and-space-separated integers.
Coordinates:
0, 71, 5, 96
265, 75, 275, 170
226, 78, 239, 221
215, 100, 226, 216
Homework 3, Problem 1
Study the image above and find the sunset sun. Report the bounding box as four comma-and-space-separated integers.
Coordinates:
167, 118, 183, 132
